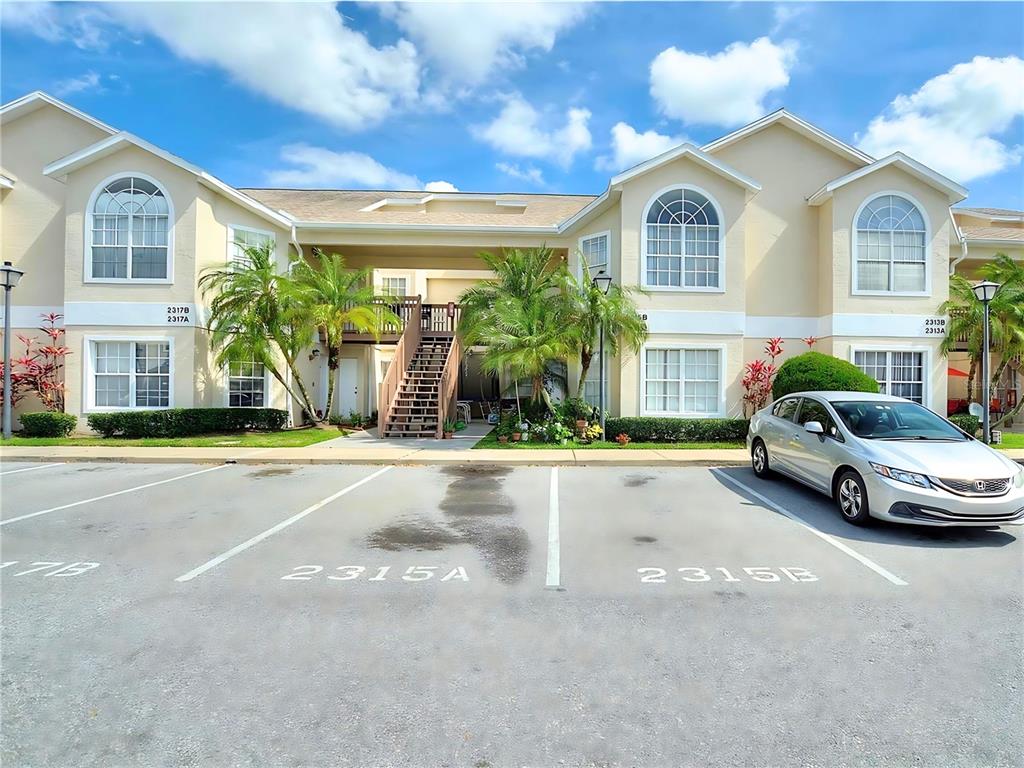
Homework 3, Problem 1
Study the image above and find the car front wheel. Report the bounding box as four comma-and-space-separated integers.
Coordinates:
751, 439, 773, 479
836, 470, 871, 526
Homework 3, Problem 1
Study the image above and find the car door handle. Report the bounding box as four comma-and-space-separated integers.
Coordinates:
792, 434, 801, 441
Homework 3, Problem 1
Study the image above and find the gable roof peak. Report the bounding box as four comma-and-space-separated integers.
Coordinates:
0, 90, 117, 135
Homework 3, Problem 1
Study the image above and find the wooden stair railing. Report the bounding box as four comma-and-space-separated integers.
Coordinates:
377, 298, 422, 435
435, 333, 462, 439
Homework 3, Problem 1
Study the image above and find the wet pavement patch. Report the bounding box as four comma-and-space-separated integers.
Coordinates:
247, 468, 296, 479
623, 474, 656, 488
366, 518, 464, 551
633, 535, 657, 544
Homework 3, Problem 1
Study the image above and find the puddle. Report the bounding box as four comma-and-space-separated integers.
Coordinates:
623, 474, 656, 488
247, 468, 296, 479
366, 518, 464, 551
76, 466, 114, 473
633, 535, 657, 544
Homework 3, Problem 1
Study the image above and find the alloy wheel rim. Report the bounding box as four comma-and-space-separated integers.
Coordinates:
753, 445, 765, 472
839, 478, 861, 517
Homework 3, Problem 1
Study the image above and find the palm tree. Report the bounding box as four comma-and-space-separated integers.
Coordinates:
458, 247, 578, 413
941, 253, 1024, 427
199, 243, 319, 422
289, 250, 400, 419
560, 254, 647, 399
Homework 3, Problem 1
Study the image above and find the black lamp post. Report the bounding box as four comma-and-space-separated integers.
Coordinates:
1, 261, 26, 440
591, 270, 613, 440
972, 280, 1000, 444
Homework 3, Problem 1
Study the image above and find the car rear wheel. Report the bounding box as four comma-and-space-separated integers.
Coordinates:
836, 470, 871, 526
751, 439, 773, 479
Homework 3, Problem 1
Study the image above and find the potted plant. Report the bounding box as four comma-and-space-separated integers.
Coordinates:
563, 397, 593, 434
518, 421, 530, 442
615, 432, 631, 446
442, 417, 457, 439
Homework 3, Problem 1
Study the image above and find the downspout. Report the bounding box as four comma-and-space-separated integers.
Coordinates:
949, 210, 967, 275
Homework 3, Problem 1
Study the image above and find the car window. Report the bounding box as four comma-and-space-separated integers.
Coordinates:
797, 399, 841, 439
832, 401, 967, 441
773, 398, 800, 422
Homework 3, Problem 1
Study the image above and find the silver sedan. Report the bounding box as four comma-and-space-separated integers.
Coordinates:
747, 391, 1024, 527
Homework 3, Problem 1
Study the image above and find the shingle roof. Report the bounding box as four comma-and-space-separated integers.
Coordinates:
960, 225, 1024, 242
956, 207, 1024, 219
239, 188, 596, 228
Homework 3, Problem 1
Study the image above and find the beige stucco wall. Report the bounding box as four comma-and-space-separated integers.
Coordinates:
711, 123, 860, 319
0, 104, 110, 308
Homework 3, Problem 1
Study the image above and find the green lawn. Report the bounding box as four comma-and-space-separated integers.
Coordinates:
0, 427, 345, 448
472, 431, 744, 451
997, 432, 1024, 449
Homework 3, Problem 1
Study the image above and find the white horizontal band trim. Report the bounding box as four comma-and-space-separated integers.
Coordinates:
0, 305, 64, 327
65, 301, 198, 327
645, 312, 946, 339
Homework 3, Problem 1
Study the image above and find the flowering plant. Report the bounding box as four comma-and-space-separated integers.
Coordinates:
741, 337, 784, 417
0, 313, 69, 412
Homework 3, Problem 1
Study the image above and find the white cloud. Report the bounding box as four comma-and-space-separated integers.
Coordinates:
0, 2, 109, 49
771, 3, 810, 35
53, 71, 103, 97
595, 122, 687, 172
650, 37, 797, 127
474, 95, 592, 167
856, 55, 1024, 183
267, 144, 443, 190
377, 2, 588, 87
424, 180, 459, 192
496, 162, 546, 187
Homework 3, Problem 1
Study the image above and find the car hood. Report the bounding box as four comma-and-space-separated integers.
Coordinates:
863, 438, 1020, 479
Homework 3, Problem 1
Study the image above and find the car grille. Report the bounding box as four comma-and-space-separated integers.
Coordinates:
889, 502, 1024, 524
932, 476, 1011, 497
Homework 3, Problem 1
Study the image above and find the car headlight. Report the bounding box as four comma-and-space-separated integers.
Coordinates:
870, 462, 931, 488
1014, 464, 1024, 489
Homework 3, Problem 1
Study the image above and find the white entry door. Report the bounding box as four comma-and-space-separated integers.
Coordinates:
337, 358, 359, 416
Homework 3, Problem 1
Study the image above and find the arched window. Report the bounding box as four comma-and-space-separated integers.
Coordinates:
854, 194, 927, 293
90, 176, 170, 280
644, 187, 721, 289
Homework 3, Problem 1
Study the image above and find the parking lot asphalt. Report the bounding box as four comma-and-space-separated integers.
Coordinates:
2, 460, 1022, 767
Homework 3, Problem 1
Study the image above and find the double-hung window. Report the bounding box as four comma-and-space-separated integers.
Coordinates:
381, 276, 408, 296
855, 194, 927, 293
228, 360, 266, 407
644, 188, 721, 289
92, 341, 171, 409
854, 350, 924, 403
580, 232, 609, 279
229, 226, 275, 270
643, 347, 721, 415
90, 176, 170, 280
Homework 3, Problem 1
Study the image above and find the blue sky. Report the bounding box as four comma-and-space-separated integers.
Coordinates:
2, 2, 1022, 207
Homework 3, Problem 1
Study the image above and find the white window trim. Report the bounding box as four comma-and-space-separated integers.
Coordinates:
639, 342, 727, 418
640, 183, 726, 294
851, 190, 932, 298
374, 269, 416, 297
582, 350, 610, 409
577, 230, 612, 280
82, 334, 175, 412
84, 171, 175, 285
849, 344, 932, 411
227, 224, 276, 268
222, 360, 272, 408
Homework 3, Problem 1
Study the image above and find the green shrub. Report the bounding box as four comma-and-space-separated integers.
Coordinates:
86, 408, 287, 438
19, 411, 78, 437
603, 417, 749, 443
948, 413, 980, 436
772, 352, 879, 399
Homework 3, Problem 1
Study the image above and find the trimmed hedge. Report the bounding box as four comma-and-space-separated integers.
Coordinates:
19, 411, 78, 438
86, 408, 287, 439
948, 413, 980, 437
603, 417, 749, 443
772, 352, 879, 399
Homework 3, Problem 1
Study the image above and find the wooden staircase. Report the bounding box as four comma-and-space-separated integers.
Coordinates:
382, 335, 455, 438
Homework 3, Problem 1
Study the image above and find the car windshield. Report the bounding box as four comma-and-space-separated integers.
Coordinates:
831, 401, 968, 441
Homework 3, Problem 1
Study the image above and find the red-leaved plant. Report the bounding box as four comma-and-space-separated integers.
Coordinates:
741, 337, 784, 417
802, 336, 818, 349
0, 313, 70, 412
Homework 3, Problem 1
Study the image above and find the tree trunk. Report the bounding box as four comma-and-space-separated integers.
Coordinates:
576, 347, 593, 399
992, 396, 1024, 429
281, 351, 320, 424
266, 366, 311, 424
324, 346, 340, 422
532, 374, 555, 413
966, 358, 978, 402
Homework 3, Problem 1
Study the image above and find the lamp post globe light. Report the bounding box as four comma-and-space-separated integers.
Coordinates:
591, 270, 613, 441
1, 261, 26, 440
972, 280, 1001, 444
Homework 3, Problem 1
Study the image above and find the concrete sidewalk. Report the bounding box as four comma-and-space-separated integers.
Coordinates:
2, 444, 1022, 467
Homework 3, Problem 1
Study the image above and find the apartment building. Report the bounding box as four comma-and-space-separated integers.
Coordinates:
1, 91, 1020, 433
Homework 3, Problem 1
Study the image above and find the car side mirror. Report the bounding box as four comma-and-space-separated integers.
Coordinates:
804, 421, 825, 435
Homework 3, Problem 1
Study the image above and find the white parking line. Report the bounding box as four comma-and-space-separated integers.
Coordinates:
0, 463, 64, 477
546, 467, 560, 588
711, 469, 909, 587
175, 465, 394, 583
0, 464, 231, 527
